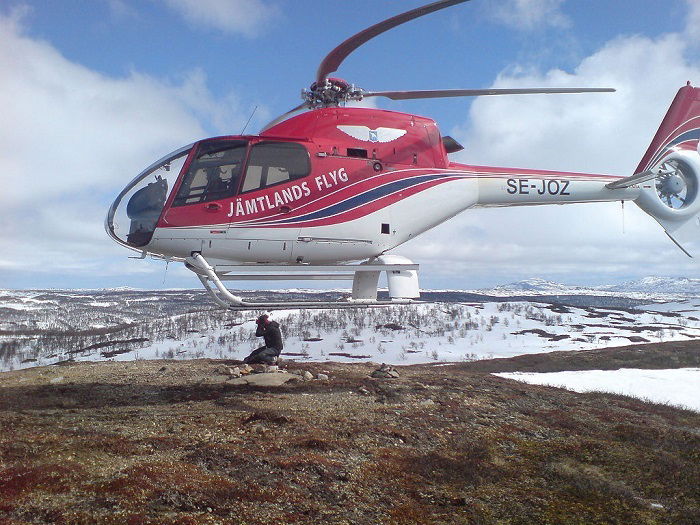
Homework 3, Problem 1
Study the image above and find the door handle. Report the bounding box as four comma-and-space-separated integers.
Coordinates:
204, 202, 221, 211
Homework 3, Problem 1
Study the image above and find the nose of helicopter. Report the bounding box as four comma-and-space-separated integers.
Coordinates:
105, 144, 192, 250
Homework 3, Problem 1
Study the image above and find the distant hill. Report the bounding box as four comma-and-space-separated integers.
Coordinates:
480, 275, 700, 299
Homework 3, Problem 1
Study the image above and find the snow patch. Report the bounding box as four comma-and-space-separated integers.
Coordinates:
494, 368, 700, 412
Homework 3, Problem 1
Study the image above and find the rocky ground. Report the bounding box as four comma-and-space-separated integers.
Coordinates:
0, 348, 698, 524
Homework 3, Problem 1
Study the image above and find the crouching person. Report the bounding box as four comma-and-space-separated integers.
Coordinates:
243, 314, 283, 365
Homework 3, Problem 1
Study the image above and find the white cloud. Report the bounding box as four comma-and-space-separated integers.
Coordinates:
0, 9, 249, 287
398, 8, 700, 286
685, 0, 700, 42
161, 0, 278, 37
488, 0, 570, 31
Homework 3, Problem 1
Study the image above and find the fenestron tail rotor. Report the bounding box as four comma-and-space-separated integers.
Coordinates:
655, 159, 696, 209
263, 0, 615, 130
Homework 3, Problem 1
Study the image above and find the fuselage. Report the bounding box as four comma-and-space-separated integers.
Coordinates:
106, 107, 637, 265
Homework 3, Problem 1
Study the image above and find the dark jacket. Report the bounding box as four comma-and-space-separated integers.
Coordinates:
256, 320, 283, 351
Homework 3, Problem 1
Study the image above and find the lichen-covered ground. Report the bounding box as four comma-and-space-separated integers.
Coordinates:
0, 355, 698, 524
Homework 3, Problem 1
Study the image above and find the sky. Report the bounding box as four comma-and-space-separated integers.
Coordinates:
2, 0, 700, 290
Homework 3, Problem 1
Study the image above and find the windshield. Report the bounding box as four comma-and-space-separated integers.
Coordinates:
105, 145, 192, 249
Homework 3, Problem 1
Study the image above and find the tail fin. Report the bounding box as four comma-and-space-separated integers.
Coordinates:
634, 84, 700, 256
636, 84, 700, 173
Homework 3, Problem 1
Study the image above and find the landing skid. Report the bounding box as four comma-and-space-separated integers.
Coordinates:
186, 253, 422, 310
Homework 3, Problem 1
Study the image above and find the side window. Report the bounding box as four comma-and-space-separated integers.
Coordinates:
173, 141, 246, 206
241, 142, 310, 193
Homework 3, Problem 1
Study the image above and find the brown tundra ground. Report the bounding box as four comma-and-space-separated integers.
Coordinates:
0, 342, 699, 525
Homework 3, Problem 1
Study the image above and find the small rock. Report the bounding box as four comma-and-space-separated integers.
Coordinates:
370, 363, 399, 379
231, 367, 242, 378
264, 365, 279, 373
240, 364, 253, 375
317, 373, 329, 381
302, 371, 313, 381
358, 386, 371, 396
159, 366, 167, 372
50, 376, 64, 384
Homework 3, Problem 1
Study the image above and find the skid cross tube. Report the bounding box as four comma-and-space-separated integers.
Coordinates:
186, 253, 421, 310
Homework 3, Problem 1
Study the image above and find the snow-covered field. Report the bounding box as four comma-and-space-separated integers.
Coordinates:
2, 279, 699, 411
92, 300, 700, 367
3, 287, 700, 371
495, 368, 700, 412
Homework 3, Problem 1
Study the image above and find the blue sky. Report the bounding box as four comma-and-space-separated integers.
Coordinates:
2, 0, 700, 290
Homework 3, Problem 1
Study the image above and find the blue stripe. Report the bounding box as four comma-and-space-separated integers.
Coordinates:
649, 128, 700, 168
273, 174, 446, 224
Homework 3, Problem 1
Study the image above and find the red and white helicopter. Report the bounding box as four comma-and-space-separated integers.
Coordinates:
106, 0, 700, 309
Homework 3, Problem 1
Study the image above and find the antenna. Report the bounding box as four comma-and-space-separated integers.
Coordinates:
621, 200, 626, 234
241, 105, 258, 134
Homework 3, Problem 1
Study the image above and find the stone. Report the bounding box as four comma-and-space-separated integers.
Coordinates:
370, 363, 400, 379
317, 373, 329, 381
302, 371, 313, 381
358, 386, 371, 396
228, 373, 296, 387
50, 376, 64, 384
240, 364, 253, 375
231, 367, 242, 378
264, 365, 279, 373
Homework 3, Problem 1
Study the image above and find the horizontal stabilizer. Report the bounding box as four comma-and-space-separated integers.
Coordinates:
605, 170, 656, 189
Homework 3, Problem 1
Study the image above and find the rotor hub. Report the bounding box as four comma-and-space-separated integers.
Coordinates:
303, 77, 364, 108
661, 173, 686, 194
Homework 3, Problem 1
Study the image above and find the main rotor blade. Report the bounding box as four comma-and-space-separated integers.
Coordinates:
316, 0, 470, 84
362, 87, 616, 100
260, 102, 309, 132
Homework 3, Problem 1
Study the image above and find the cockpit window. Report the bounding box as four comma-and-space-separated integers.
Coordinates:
241, 142, 310, 193
173, 140, 246, 206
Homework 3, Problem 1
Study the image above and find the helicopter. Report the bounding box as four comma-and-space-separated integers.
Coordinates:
106, 0, 700, 309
